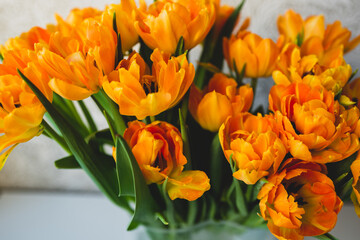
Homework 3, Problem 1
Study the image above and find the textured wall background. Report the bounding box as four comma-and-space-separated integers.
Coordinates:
0, 0, 360, 191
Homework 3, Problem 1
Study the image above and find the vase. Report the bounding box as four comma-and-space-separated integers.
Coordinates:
137, 220, 275, 240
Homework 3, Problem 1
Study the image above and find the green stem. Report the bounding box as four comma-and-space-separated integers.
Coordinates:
64, 99, 84, 126
41, 120, 71, 154
161, 180, 176, 229
150, 115, 156, 123
78, 100, 97, 133
315, 233, 339, 240
187, 201, 197, 225
229, 155, 248, 217
245, 184, 254, 203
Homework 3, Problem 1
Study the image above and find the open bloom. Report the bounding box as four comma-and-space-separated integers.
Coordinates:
273, 43, 352, 94
0, 57, 51, 170
269, 82, 360, 163
219, 113, 287, 184
0, 26, 51, 54
258, 159, 343, 240
224, 31, 279, 78
134, 0, 216, 53
277, 10, 360, 64
102, 49, 194, 119
37, 47, 101, 101
122, 120, 210, 201
189, 73, 253, 132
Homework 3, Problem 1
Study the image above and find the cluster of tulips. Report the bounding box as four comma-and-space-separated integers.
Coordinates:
1, 0, 360, 239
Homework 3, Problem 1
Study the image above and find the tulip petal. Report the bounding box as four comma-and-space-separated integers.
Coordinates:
167, 170, 210, 201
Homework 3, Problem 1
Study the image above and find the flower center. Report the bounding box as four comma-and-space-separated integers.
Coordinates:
141, 76, 158, 95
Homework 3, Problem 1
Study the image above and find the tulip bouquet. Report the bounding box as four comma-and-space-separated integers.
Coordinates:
1, 0, 360, 239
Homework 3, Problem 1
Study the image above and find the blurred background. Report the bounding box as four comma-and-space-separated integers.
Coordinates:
0, 0, 360, 239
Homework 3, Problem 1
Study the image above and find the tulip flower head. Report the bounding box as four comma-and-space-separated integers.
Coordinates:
224, 31, 279, 78
134, 0, 217, 54
269, 82, 360, 163
258, 159, 343, 240
277, 10, 360, 64
101, 0, 143, 53
189, 73, 253, 132
102, 48, 194, 120
122, 120, 210, 201
219, 113, 287, 184
0, 57, 51, 170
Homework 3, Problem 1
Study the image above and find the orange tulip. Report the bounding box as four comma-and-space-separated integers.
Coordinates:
37, 47, 101, 100
189, 73, 253, 132
277, 10, 324, 47
269, 82, 360, 163
273, 43, 318, 85
101, 0, 143, 53
273, 43, 352, 93
50, 7, 103, 37
324, 20, 360, 54
351, 153, 360, 218
277, 10, 360, 65
219, 113, 287, 184
224, 31, 279, 78
122, 120, 210, 201
134, 0, 216, 53
102, 48, 194, 120
0, 26, 51, 54
0, 60, 51, 170
0, 49, 53, 100
258, 159, 343, 240
50, 10, 117, 75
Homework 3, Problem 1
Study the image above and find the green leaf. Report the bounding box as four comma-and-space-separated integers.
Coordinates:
52, 93, 89, 137
78, 100, 97, 133
139, 38, 153, 68
174, 36, 184, 57
115, 136, 135, 196
103, 111, 116, 143
18, 69, 131, 212
55, 155, 81, 169
115, 136, 161, 230
327, 152, 357, 180
85, 128, 113, 145
112, 11, 118, 35
339, 177, 354, 200
115, 33, 123, 68
92, 90, 126, 136
222, 0, 245, 38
